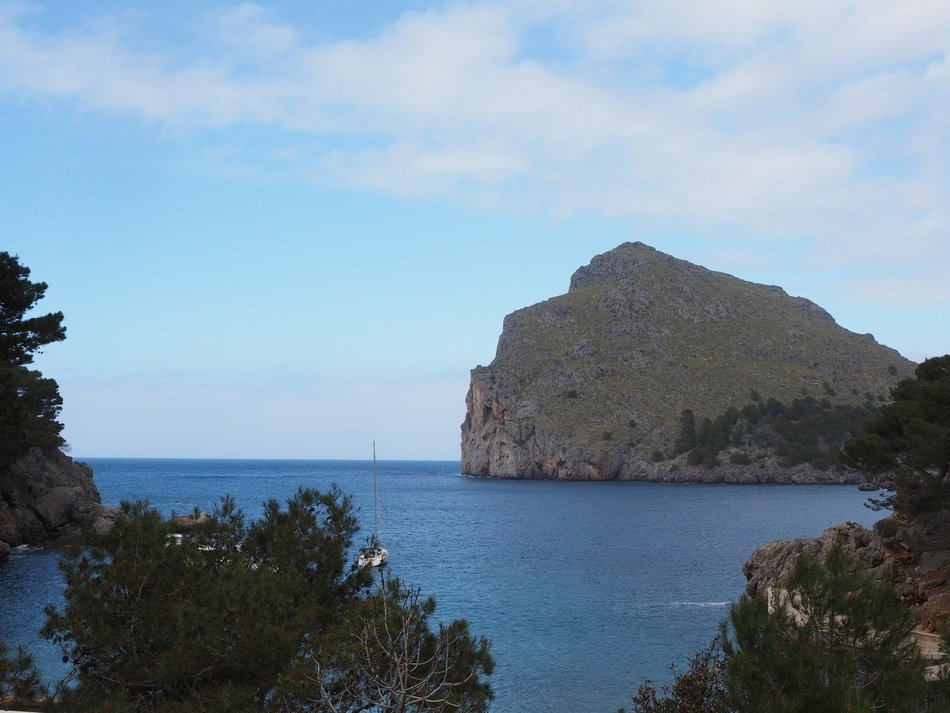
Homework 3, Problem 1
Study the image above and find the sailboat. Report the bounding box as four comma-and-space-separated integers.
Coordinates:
357, 441, 389, 568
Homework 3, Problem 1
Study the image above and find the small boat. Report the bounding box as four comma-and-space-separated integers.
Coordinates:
357, 442, 388, 569
357, 536, 388, 569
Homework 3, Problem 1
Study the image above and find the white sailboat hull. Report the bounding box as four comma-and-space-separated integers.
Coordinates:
357, 546, 388, 568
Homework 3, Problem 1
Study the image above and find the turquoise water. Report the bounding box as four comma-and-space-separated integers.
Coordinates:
0, 458, 880, 712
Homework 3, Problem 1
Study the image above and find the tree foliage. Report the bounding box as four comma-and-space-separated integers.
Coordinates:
627, 543, 932, 713
842, 354, 950, 522
621, 638, 726, 713
671, 395, 876, 470
275, 575, 493, 713
0, 251, 66, 461
722, 543, 925, 713
0, 640, 43, 705
43, 487, 493, 713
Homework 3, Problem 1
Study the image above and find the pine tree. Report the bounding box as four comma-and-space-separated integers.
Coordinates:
43, 487, 493, 712
626, 542, 933, 712
842, 354, 950, 523
0, 251, 66, 461
0, 641, 42, 706
722, 542, 926, 712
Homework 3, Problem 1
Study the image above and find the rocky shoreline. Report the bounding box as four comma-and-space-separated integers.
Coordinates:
0, 447, 119, 559
744, 517, 950, 632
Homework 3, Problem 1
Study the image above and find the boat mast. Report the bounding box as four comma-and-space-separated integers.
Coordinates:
373, 440, 382, 545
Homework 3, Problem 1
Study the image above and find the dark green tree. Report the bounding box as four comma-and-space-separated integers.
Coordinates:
627, 543, 932, 713
0, 251, 66, 460
621, 638, 726, 713
0, 640, 42, 705
721, 542, 925, 713
673, 409, 696, 454
43, 487, 493, 713
669, 396, 874, 470
842, 354, 950, 522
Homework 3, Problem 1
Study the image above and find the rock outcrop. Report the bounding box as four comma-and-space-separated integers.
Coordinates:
461, 242, 914, 480
743, 521, 891, 598
744, 516, 950, 631
0, 447, 118, 558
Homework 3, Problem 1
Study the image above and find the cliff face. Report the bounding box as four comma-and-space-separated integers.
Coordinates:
0, 447, 118, 558
744, 516, 950, 632
461, 242, 914, 481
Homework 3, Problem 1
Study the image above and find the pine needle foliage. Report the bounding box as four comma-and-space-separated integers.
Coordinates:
42, 487, 493, 713
842, 354, 950, 523
723, 543, 925, 713
626, 543, 933, 713
0, 252, 66, 461
0, 640, 43, 706
621, 638, 727, 713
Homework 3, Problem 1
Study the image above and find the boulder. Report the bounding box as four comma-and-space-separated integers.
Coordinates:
32, 486, 82, 531
169, 512, 211, 530
74, 500, 121, 537
745, 513, 950, 631
0, 447, 111, 555
743, 521, 890, 599
918, 550, 950, 574
11, 505, 47, 544
0, 501, 18, 544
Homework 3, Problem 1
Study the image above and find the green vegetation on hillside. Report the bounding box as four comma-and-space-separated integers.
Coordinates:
0, 251, 66, 461
669, 396, 878, 470
474, 243, 912, 472
43, 488, 493, 712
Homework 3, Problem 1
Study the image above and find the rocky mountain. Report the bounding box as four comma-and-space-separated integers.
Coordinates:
0, 447, 118, 559
461, 242, 914, 481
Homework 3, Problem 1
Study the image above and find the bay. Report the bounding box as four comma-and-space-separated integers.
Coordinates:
0, 458, 880, 712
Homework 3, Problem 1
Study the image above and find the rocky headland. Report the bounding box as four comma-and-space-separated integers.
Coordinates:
0, 447, 118, 559
461, 242, 914, 481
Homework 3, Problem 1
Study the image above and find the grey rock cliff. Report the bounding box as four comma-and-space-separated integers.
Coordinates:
743, 521, 892, 599
744, 515, 950, 631
461, 242, 914, 480
0, 447, 118, 557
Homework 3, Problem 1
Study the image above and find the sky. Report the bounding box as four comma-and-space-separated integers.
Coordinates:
2, 0, 949, 460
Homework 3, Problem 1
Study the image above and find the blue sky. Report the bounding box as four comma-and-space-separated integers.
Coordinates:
3, 0, 949, 459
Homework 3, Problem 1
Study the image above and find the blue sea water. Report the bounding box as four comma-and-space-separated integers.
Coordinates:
0, 458, 880, 712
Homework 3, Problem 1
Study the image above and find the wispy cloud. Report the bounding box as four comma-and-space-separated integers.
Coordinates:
1, 1, 948, 301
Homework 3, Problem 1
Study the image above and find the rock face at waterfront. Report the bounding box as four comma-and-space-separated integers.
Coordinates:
0, 447, 118, 558
461, 242, 914, 481
744, 517, 950, 632
744, 522, 891, 599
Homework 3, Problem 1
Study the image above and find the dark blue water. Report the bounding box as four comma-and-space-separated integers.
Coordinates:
0, 459, 880, 712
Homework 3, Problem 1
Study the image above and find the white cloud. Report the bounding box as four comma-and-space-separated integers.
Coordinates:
207, 3, 300, 58
0, 0, 948, 302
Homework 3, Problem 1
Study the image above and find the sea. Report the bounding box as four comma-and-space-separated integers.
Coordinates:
0, 458, 881, 712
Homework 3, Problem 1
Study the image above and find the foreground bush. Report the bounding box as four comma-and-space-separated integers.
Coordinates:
0, 640, 42, 705
43, 487, 493, 712
625, 543, 941, 713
